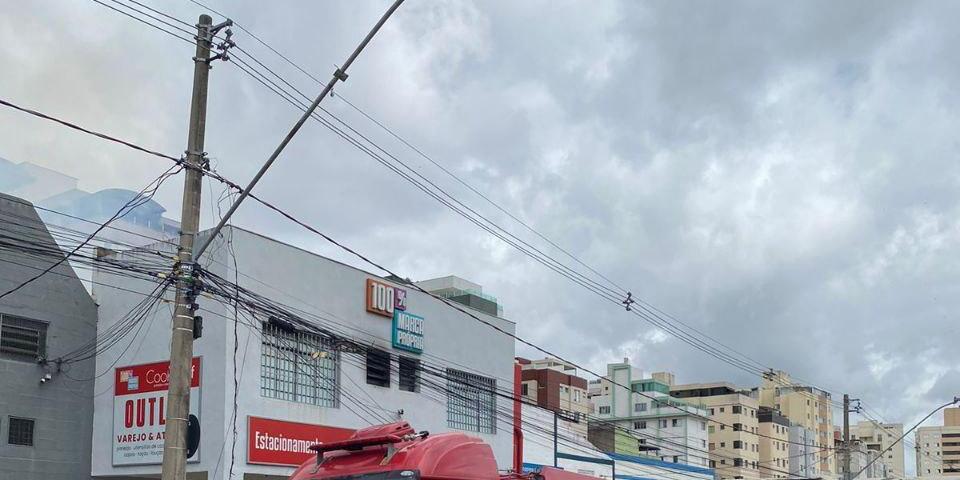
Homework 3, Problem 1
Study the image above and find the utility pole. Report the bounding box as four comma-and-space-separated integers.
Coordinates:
843, 394, 851, 480
160, 14, 231, 480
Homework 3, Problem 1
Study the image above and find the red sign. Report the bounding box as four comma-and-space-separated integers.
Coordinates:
248, 417, 355, 467
113, 358, 202, 465
115, 358, 201, 395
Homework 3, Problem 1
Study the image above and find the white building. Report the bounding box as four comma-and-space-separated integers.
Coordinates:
89, 226, 517, 480
589, 361, 710, 468
916, 407, 960, 478
521, 403, 714, 480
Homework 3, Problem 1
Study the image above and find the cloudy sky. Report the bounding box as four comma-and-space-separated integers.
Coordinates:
2, 0, 959, 473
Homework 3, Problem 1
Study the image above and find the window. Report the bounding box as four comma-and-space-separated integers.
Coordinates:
574, 390, 581, 402
709, 443, 716, 450
734, 440, 743, 449
521, 383, 529, 396
720, 407, 725, 413
720, 424, 726, 430
599, 406, 611, 414
702, 439, 707, 448
734, 458, 743, 467
672, 418, 680, 427
365, 348, 391, 387
398, 356, 420, 392
721, 442, 726, 448
634, 421, 647, 429
734, 423, 742, 431
446, 368, 496, 434
709, 408, 715, 415
260, 320, 338, 406
732, 405, 742, 414
8, 417, 34, 446
0, 315, 47, 360
673, 456, 679, 463
701, 421, 707, 431
635, 402, 648, 412
659, 419, 668, 428
709, 425, 715, 433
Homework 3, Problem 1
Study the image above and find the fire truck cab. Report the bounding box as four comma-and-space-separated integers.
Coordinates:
288, 421, 598, 480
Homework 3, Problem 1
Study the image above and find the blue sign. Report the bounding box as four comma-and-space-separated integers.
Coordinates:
392, 310, 424, 354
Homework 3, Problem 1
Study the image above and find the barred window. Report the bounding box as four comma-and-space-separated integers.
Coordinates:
8, 417, 34, 446
0, 315, 47, 360
260, 320, 338, 406
446, 368, 496, 434
366, 349, 391, 387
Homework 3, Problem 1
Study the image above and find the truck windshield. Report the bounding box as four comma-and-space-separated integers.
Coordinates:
326, 470, 420, 480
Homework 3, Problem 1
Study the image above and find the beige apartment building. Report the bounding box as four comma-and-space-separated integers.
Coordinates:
916, 407, 960, 477
850, 420, 906, 478
671, 382, 761, 479
754, 370, 835, 476
758, 407, 791, 479
518, 357, 591, 441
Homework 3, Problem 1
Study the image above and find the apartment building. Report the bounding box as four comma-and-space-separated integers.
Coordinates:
589, 361, 709, 467
753, 370, 834, 476
670, 382, 761, 479
916, 407, 960, 477
835, 428, 888, 479
758, 407, 791, 479
789, 424, 819, 479
850, 420, 906, 477
518, 357, 591, 441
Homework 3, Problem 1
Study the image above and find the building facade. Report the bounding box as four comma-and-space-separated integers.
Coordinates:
0, 194, 99, 479
753, 370, 835, 476
518, 357, 591, 441
850, 420, 906, 478
758, 407, 791, 479
789, 424, 819, 478
89, 226, 518, 480
916, 407, 960, 477
670, 382, 761, 480
589, 361, 709, 467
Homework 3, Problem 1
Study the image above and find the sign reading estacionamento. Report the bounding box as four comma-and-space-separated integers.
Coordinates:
113, 357, 201, 466
392, 310, 424, 354
247, 416, 355, 467
366, 278, 407, 317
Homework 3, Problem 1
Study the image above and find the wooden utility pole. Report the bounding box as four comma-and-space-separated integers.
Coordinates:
160, 14, 227, 480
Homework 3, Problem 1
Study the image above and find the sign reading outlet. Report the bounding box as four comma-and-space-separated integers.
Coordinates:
366, 278, 406, 317
392, 310, 424, 354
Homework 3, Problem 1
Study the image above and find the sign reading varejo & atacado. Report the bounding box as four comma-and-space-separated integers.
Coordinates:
113, 357, 201, 466
366, 278, 406, 317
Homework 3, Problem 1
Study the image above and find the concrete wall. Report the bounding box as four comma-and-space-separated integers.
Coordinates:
0, 194, 98, 480
91, 226, 517, 479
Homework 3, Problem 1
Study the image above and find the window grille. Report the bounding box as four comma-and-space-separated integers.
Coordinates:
446, 368, 496, 434
0, 315, 47, 360
260, 321, 338, 406
8, 417, 34, 446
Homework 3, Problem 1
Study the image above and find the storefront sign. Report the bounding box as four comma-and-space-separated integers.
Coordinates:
247, 416, 355, 467
366, 278, 407, 317
392, 310, 424, 354
113, 357, 201, 466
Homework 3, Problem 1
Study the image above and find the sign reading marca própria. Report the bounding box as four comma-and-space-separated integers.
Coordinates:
392, 310, 424, 354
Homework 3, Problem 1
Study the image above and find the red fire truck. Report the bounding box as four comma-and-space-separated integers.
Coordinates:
288, 421, 599, 480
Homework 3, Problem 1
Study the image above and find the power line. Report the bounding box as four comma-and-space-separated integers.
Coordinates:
852, 397, 960, 480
